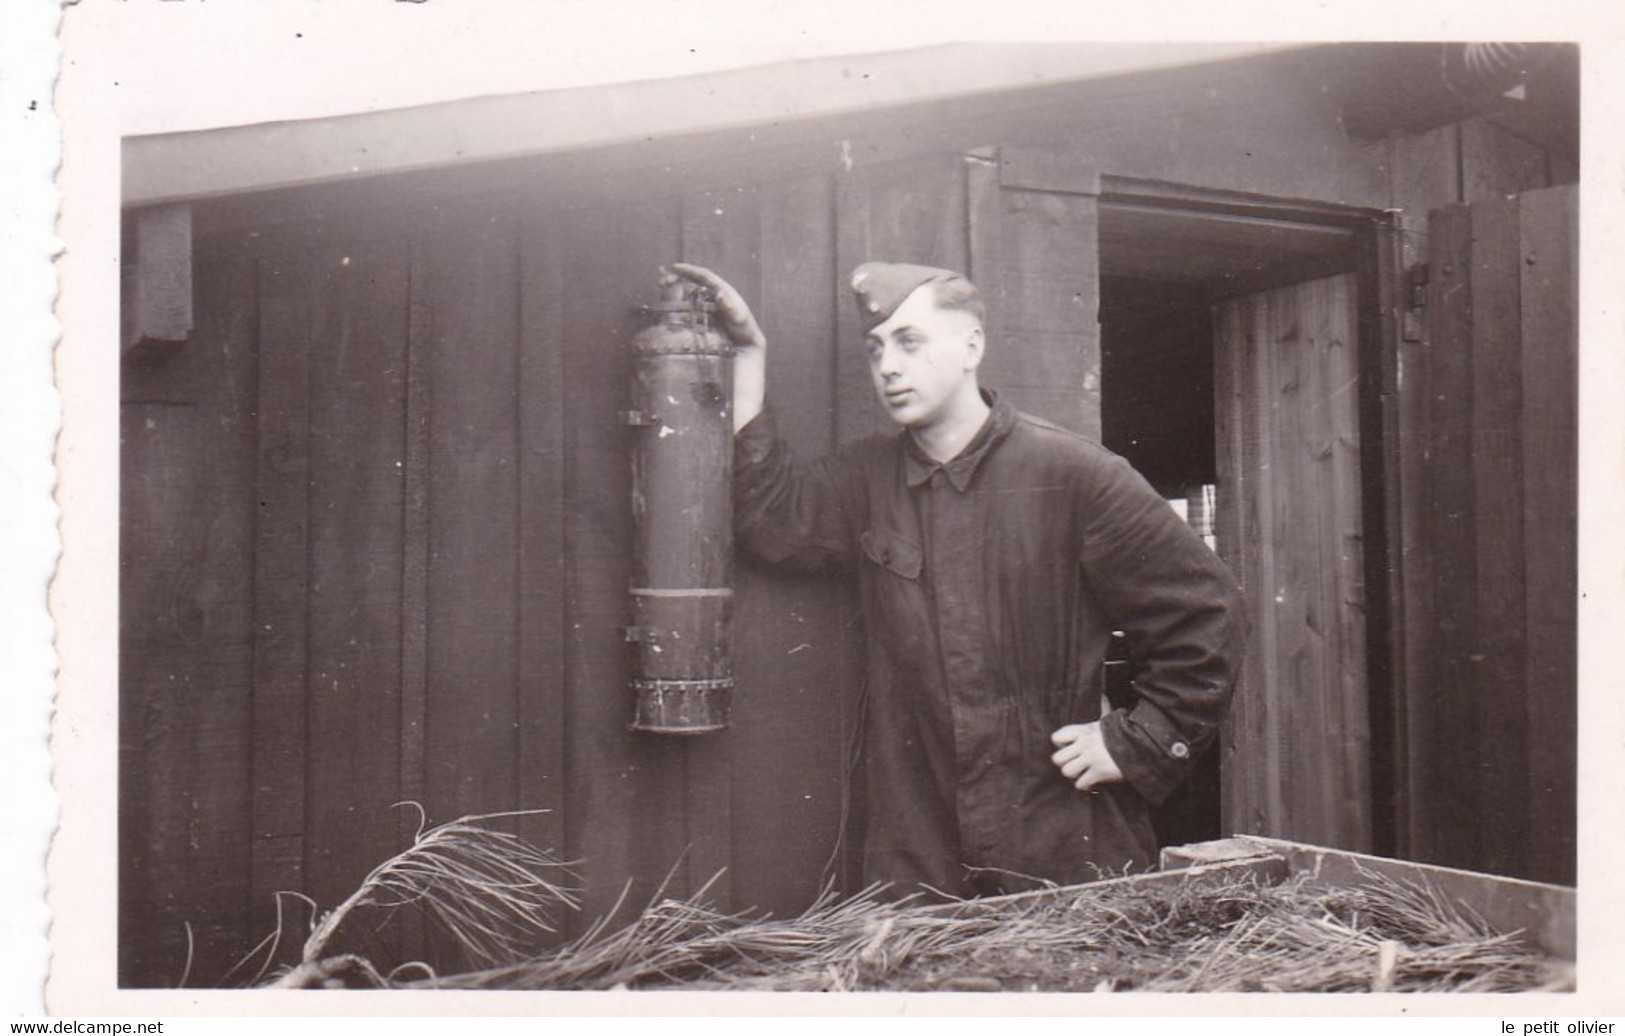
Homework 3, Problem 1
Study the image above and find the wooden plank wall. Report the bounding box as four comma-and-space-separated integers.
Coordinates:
1213, 273, 1371, 853
968, 150, 1102, 437
1401, 185, 1577, 885
119, 232, 259, 989
119, 147, 1105, 985
1380, 116, 1577, 881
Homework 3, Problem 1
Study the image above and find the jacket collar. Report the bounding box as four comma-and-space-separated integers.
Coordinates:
903, 389, 1017, 492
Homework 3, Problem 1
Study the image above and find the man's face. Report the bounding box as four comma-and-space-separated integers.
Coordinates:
863, 286, 983, 430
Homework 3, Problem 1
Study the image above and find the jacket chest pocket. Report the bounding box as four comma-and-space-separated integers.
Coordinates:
859, 526, 929, 660
860, 527, 923, 580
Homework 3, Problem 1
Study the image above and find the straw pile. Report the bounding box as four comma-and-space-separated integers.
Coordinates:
263, 813, 1573, 993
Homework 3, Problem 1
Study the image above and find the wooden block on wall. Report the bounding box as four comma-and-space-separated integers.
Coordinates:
124, 204, 194, 365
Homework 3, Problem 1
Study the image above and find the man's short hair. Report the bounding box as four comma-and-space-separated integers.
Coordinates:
930, 275, 986, 326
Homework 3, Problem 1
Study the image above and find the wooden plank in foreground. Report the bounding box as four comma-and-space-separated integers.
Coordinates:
922, 850, 1292, 918
1239, 836, 1575, 961
925, 835, 1575, 965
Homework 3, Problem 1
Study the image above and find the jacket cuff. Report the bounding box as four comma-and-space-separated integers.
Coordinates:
734, 405, 778, 467
1099, 699, 1201, 807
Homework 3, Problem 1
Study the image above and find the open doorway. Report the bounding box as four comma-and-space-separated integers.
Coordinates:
1099, 275, 1218, 849
1096, 194, 1371, 853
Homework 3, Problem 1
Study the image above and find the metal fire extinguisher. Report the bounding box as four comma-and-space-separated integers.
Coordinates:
625, 275, 735, 734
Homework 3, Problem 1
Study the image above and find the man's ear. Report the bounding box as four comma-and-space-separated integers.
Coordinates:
964, 325, 986, 372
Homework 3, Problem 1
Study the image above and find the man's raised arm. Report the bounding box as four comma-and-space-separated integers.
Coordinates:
667, 263, 766, 432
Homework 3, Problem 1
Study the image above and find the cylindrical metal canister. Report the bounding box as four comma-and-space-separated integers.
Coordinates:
627, 278, 735, 733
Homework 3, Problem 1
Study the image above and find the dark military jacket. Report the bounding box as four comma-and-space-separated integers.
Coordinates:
733, 390, 1246, 897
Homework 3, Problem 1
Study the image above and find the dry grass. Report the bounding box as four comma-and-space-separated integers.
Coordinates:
266, 806, 579, 989
405, 867, 1571, 993
262, 812, 1571, 993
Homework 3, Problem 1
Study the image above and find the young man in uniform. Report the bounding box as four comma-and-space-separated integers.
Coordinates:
671, 260, 1246, 899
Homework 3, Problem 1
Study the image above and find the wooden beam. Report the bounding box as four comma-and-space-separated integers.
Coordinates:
124, 43, 1289, 207
180, 46, 1395, 244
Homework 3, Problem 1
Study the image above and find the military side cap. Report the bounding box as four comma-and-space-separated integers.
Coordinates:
850, 262, 959, 332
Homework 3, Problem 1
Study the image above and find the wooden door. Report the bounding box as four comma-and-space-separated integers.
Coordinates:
1396, 185, 1577, 883
1213, 272, 1372, 852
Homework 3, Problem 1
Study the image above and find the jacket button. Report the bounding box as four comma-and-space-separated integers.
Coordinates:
1169, 741, 1190, 759
881, 548, 893, 563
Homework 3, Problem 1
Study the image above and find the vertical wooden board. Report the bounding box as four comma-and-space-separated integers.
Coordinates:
515, 214, 569, 871
1285, 289, 1330, 842
120, 401, 208, 987
1264, 287, 1325, 845
1213, 296, 1277, 839
826, 169, 881, 890
1395, 233, 1440, 863
1354, 222, 1406, 860
1415, 204, 1482, 870
302, 240, 409, 936
409, 210, 530, 966
1467, 195, 1531, 877
1289, 283, 1326, 842
1309, 275, 1371, 851
419, 212, 524, 838
1460, 118, 1550, 204
1393, 289, 1438, 847
1518, 185, 1577, 884
119, 398, 188, 987
1214, 276, 1369, 853
1385, 133, 1457, 825
971, 170, 1101, 436
711, 175, 852, 915
1211, 301, 1243, 837
832, 171, 880, 446
757, 176, 839, 453
676, 184, 761, 910
1212, 300, 1255, 838
559, 197, 689, 928
249, 242, 313, 960
396, 238, 432, 966
965, 156, 1011, 405
833, 155, 968, 444
119, 235, 259, 986
1244, 293, 1286, 841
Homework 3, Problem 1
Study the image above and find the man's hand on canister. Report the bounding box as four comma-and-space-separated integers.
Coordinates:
667, 263, 766, 349
667, 263, 766, 431
1050, 723, 1125, 792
